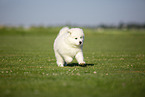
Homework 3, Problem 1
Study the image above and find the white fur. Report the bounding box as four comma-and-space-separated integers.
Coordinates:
54, 27, 85, 67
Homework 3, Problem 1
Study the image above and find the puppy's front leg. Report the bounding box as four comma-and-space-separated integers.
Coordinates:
75, 51, 85, 65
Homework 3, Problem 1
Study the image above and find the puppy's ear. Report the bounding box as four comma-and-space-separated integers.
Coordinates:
67, 29, 72, 35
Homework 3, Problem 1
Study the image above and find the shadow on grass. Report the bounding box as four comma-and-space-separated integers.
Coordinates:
65, 63, 94, 67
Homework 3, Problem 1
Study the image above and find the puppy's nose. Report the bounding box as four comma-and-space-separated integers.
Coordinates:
79, 41, 82, 44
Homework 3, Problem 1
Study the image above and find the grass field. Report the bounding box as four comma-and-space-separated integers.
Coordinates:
0, 27, 145, 97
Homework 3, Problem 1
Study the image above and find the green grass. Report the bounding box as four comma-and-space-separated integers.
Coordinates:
0, 27, 145, 97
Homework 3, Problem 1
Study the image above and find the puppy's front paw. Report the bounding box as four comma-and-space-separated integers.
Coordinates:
79, 62, 86, 65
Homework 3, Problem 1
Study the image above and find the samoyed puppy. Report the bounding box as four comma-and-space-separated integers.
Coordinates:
54, 27, 85, 67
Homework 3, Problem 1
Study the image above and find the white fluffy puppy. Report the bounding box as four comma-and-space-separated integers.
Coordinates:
54, 27, 85, 67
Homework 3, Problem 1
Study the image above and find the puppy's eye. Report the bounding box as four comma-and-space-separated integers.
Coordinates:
75, 38, 77, 40
80, 37, 83, 39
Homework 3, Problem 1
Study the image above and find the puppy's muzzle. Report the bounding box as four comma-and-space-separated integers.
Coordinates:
79, 41, 82, 45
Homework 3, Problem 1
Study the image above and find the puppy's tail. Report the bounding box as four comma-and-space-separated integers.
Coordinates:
58, 27, 69, 36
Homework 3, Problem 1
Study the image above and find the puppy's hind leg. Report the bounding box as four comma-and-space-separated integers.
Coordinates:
64, 56, 73, 66
54, 51, 64, 67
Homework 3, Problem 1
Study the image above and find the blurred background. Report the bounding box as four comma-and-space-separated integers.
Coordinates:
0, 0, 145, 28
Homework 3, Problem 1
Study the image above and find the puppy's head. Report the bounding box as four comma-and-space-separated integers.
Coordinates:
67, 28, 84, 47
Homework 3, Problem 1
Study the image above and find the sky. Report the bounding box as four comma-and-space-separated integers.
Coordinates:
0, 0, 145, 26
